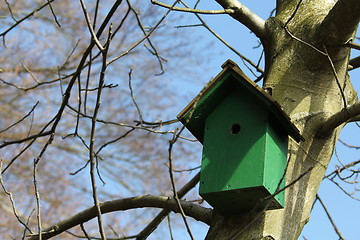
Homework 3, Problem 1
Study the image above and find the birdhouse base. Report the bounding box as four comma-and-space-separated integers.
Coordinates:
200, 185, 283, 213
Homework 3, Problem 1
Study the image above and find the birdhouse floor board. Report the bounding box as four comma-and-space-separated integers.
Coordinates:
200, 186, 283, 213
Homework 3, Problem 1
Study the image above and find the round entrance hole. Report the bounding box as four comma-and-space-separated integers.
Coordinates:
230, 123, 241, 135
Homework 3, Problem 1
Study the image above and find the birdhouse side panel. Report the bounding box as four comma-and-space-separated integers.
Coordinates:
199, 89, 269, 197
263, 124, 288, 208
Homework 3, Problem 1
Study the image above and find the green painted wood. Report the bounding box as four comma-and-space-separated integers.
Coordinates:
199, 89, 287, 213
263, 123, 288, 208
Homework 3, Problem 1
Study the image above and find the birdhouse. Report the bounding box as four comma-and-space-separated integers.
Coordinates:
177, 60, 303, 213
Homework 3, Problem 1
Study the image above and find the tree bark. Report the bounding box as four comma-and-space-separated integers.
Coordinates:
206, 1, 359, 239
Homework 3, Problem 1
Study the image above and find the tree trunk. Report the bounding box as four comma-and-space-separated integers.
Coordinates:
206, 1, 359, 239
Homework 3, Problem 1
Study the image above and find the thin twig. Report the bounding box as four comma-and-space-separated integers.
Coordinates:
107, 7, 131, 42
324, 46, 347, 108
33, 159, 42, 240
65, 104, 185, 137
0, 102, 39, 134
179, 1, 263, 77
127, 0, 165, 75
23, 210, 35, 240
338, 138, 360, 149
84, 0, 101, 114
1, 0, 57, 44
323, 157, 360, 201
136, 172, 201, 240
21, 63, 41, 83
96, 128, 136, 155
167, 215, 174, 240
108, 224, 120, 238
171, 166, 201, 173
284, 0, 303, 27
284, 27, 327, 56
88, 24, 113, 240
136, 119, 179, 126
46, 0, 61, 27
194, 0, 201, 9
0, 159, 33, 234
1, 128, 54, 174
80, 0, 105, 51
324, 176, 360, 200
128, 69, 144, 123
66, 228, 135, 240
316, 194, 345, 240
80, 223, 91, 240
4, 0, 17, 21
168, 127, 194, 240
151, 0, 234, 14
107, 0, 180, 65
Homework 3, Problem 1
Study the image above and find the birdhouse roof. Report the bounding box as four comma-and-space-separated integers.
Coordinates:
177, 59, 304, 143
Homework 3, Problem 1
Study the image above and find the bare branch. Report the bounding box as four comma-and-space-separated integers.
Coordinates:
324, 46, 347, 108
4, 0, 17, 21
320, 0, 360, 44
316, 194, 345, 240
0, 102, 39, 134
284, 27, 326, 56
152, 0, 234, 14
108, 0, 179, 65
28, 195, 212, 240
284, 0, 303, 27
349, 56, 360, 70
0, 160, 33, 234
88, 24, 113, 240
1, 1, 124, 174
167, 127, 194, 240
0, 131, 52, 148
80, 0, 105, 51
46, 0, 61, 27
178, 1, 264, 77
0, 0, 57, 43
79, 223, 91, 239
345, 41, 360, 51
317, 101, 360, 136
215, 0, 266, 39
167, 215, 174, 239
128, 69, 144, 123
128, 0, 166, 75
338, 138, 360, 149
325, 176, 360, 201
33, 159, 42, 240
136, 172, 201, 240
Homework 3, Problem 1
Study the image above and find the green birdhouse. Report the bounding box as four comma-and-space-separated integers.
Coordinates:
177, 60, 303, 213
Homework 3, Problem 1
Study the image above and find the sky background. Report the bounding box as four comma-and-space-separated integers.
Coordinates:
161, 1, 360, 239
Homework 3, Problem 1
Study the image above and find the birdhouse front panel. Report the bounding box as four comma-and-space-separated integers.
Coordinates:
199, 87, 287, 213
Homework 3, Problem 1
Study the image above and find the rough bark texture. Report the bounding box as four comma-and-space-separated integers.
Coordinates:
206, 1, 359, 239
